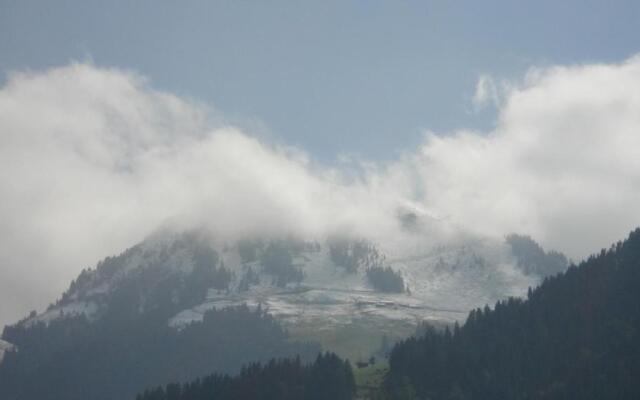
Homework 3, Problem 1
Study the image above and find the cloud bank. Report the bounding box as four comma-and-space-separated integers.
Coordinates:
2, 56, 640, 326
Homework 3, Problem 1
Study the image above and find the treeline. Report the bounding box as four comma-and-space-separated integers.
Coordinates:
239, 238, 321, 288
384, 228, 640, 399
57, 236, 231, 313
506, 233, 568, 277
137, 352, 356, 400
328, 237, 384, 273
366, 266, 404, 293
261, 241, 305, 287
0, 306, 319, 400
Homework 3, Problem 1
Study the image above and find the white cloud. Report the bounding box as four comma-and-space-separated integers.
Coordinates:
0, 63, 409, 326
472, 74, 500, 110
2, 56, 640, 326
418, 56, 640, 257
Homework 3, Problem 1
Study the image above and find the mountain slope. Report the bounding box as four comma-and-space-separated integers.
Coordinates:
0, 304, 320, 400
385, 228, 640, 399
0, 230, 322, 400
0, 225, 566, 399
26, 228, 561, 354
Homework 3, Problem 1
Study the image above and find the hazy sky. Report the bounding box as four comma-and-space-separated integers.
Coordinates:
1, 2, 640, 328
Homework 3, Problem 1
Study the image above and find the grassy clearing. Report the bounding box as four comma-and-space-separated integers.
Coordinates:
354, 359, 388, 399
286, 317, 416, 360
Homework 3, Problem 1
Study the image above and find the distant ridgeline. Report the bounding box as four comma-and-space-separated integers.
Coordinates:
383, 229, 640, 399
136, 352, 356, 400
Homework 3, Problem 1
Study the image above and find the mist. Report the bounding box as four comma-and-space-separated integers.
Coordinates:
2, 56, 640, 327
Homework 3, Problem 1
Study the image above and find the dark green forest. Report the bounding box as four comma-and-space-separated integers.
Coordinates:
0, 305, 318, 400
383, 229, 640, 399
136, 352, 356, 400
366, 266, 405, 293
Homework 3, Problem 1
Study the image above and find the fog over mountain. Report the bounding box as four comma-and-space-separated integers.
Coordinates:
2, 56, 640, 327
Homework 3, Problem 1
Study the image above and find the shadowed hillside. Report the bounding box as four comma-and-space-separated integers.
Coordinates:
384, 229, 640, 399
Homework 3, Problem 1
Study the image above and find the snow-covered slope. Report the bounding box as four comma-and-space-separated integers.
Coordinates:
168, 237, 535, 330
23, 225, 559, 354
0, 339, 14, 362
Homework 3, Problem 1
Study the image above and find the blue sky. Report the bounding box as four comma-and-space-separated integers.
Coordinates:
1, 1, 638, 160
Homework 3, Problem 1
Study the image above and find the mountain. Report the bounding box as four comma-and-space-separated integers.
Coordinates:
0, 229, 322, 400
9, 226, 563, 357
384, 228, 640, 399
0, 225, 565, 399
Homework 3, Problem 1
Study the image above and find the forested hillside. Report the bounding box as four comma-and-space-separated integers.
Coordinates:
136, 352, 356, 400
0, 306, 319, 400
384, 229, 640, 399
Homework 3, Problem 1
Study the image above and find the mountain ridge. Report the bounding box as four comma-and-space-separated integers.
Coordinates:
11, 227, 565, 357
